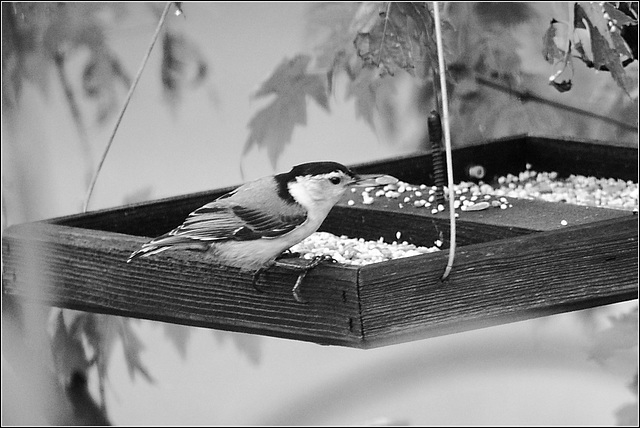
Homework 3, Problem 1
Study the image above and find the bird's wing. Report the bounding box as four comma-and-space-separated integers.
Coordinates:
172, 176, 307, 241
175, 201, 306, 241
127, 177, 308, 261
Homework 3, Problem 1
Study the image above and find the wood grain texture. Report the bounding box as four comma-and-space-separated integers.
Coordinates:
2, 136, 638, 348
357, 215, 638, 348
3, 211, 637, 348
2, 223, 363, 346
52, 186, 237, 238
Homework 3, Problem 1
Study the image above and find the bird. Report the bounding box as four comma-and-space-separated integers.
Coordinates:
127, 161, 396, 302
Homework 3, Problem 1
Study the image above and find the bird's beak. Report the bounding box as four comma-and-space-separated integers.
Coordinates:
351, 173, 399, 187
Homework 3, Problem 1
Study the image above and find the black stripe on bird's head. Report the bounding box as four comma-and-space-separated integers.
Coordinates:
275, 161, 359, 203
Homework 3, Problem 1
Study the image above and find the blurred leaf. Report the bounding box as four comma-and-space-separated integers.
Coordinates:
588, 306, 638, 364
50, 311, 92, 384
306, 2, 363, 69
549, 79, 573, 92
474, 2, 535, 27
162, 31, 209, 104
616, 401, 639, 426
615, 372, 638, 425
353, 2, 436, 79
212, 331, 262, 365
2, 2, 56, 108
603, 2, 637, 27
118, 318, 154, 382
345, 67, 379, 127
552, 2, 638, 94
3, 3, 208, 117
54, 310, 154, 410
163, 323, 192, 359
543, 19, 570, 64
83, 50, 131, 124
1, 3, 128, 119
306, 2, 409, 141
243, 55, 328, 167
581, 7, 632, 93
446, 2, 522, 81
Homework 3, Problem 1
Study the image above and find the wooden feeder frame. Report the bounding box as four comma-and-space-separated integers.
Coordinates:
2, 135, 638, 348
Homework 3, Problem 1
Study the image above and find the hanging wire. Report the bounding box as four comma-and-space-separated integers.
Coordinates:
83, 2, 174, 213
432, 2, 456, 280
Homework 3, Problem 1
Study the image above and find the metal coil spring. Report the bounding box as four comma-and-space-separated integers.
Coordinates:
428, 111, 446, 206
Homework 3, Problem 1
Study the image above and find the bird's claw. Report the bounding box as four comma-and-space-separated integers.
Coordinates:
291, 271, 308, 303
279, 249, 302, 259
291, 255, 336, 303
253, 254, 336, 303
252, 264, 272, 293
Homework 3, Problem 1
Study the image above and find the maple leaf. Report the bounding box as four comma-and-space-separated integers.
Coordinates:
542, 18, 575, 91
306, 2, 363, 69
345, 67, 379, 127
542, 19, 570, 64
243, 54, 329, 167
546, 2, 638, 94
353, 2, 437, 79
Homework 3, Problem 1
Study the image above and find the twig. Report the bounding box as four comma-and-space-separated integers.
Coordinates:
377, 2, 393, 68
475, 75, 638, 132
83, 2, 174, 212
433, 2, 456, 281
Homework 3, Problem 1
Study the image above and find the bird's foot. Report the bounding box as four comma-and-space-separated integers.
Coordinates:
251, 252, 301, 292
277, 255, 336, 303
277, 250, 302, 259
252, 255, 336, 303
252, 262, 274, 293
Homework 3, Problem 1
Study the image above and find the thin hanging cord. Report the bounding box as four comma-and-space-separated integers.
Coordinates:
433, 2, 456, 280
83, 2, 174, 213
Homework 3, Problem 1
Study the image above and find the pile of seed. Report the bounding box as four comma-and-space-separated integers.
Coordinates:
347, 165, 638, 212
490, 166, 638, 211
290, 231, 440, 266
306, 167, 637, 266
348, 181, 513, 213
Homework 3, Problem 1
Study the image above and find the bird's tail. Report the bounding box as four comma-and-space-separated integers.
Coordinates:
127, 234, 210, 263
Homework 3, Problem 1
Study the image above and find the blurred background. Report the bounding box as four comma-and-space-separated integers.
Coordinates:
2, 2, 638, 425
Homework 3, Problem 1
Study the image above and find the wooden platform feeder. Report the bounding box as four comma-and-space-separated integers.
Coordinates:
2, 135, 638, 348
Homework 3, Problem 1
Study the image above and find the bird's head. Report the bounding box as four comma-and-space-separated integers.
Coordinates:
278, 161, 396, 212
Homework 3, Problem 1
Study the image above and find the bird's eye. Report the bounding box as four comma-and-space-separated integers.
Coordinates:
329, 176, 341, 185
